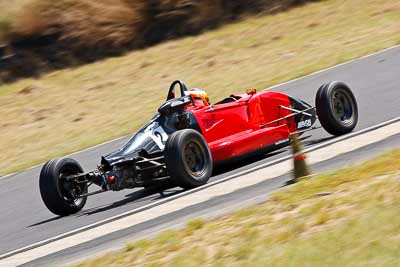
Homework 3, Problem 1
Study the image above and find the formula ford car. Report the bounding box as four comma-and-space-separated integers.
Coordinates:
39, 80, 358, 215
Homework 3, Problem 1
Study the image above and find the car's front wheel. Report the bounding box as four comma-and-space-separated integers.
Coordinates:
316, 81, 358, 136
164, 129, 213, 189
39, 158, 88, 216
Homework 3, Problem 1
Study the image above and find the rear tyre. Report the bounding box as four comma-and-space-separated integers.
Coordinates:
316, 81, 358, 136
39, 158, 88, 216
164, 129, 212, 189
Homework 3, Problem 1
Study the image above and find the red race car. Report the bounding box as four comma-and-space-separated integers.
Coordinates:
39, 80, 358, 215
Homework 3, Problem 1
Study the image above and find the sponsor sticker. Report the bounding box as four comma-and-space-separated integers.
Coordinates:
298, 119, 312, 129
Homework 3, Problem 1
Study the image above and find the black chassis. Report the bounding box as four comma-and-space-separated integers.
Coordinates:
66, 97, 203, 197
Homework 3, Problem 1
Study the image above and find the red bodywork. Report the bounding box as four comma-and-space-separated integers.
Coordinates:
187, 91, 298, 162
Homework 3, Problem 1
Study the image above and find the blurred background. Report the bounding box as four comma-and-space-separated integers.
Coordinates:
0, 0, 312, 82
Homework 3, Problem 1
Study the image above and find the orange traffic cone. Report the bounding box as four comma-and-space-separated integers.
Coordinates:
290, 133, 310, 183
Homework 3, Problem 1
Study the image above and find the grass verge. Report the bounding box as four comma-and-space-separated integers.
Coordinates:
1, 0, 400, 175
72, 149, 400, 267
0, 0, 312, 83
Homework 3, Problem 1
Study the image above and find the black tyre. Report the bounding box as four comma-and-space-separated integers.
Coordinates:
39, 158, 88, 216
164, 129, 212, 189
316, 81, 358, 136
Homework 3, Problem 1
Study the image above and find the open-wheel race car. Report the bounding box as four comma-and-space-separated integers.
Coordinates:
39, 80, 358, 215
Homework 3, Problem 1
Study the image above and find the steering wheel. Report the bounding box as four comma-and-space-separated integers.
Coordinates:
167, 80, 188, 101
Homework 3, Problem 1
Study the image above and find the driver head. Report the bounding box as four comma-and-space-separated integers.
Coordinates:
185, 88, 210, 106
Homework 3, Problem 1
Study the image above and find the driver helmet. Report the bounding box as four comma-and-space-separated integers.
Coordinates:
184, 88, 210, 106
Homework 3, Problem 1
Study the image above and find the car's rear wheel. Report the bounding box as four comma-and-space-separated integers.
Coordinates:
39, 158, 88, 216
316, 81, 358, 136
164, 129, 212, 189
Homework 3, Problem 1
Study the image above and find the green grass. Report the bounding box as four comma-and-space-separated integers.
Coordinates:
1, 0, 400, 175
72, 150, 400, 267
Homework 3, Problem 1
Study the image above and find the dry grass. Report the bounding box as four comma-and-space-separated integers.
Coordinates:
155, 0, 224, 29
0, 0, 313, 82
0, 0, 29, 42
0, 0, 400, 175
72, 150, 400, 266
1, 0, 308, 54
1, 0, 311, 44
11, 0, 148, 50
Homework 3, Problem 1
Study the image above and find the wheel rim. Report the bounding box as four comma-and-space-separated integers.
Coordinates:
59, 165, 86, 206
182, 140, 207, 178
331, 88, 355, 125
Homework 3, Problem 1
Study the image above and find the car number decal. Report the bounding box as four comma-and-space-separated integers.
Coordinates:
152, 125, 169, 149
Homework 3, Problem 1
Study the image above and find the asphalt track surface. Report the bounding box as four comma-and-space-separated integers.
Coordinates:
0, 46, 399, 265
28, 133, 400, 267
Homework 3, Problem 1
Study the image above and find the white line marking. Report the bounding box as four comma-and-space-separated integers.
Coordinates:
1, 45, 399, 180
1, 117, 399, 266
1, 116, 400, 261
265, 44, 400, 90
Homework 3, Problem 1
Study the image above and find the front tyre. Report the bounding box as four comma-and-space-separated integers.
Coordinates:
316, 81, 358, 136
164, 129, 212, 189
39, 158, 88, 216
